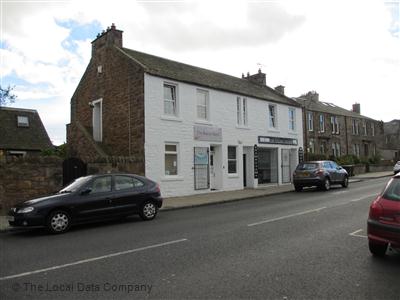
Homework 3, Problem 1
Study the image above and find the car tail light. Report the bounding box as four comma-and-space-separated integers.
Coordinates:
369, 198, 383, 220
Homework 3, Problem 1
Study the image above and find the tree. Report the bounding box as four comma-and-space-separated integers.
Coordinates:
0, 85, 17, 106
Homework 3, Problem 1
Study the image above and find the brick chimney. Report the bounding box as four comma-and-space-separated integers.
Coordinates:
92, 23, 123, 56
352, 103, 360, 114
275, 85, 285, 95
243, 69, 266, 86
302, 91, 319, 102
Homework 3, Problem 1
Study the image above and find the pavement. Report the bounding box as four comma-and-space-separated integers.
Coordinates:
0, 171, 393, 232
1, 176, 399, 299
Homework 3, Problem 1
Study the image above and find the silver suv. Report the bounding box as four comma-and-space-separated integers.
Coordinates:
293, 161, 349, 192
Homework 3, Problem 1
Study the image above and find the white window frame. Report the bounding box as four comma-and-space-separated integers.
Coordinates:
227, 146, 238, 175
164, 143, 179, 177
196, 89, 209, 121
242, 98, 247, 126
236, 97, 248, 126
289, 108, 296, 131
92, 98, 103, 142
307, 111, 313, 131
163, 83, 178, 117
236, 97, 242, 125
269, 104, 278, 129
319, 114, 325, 133
17, 116, 29, 127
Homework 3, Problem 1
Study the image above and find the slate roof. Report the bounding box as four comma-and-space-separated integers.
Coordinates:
119, 47, 300, 107
295, 97, 376, 121
0, 107, 53, 151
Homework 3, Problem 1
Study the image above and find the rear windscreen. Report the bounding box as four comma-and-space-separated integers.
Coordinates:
382, 178, 400, 201
296, 163, 319, 170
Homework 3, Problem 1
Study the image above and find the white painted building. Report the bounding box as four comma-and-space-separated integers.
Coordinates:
142, 69, 303, 197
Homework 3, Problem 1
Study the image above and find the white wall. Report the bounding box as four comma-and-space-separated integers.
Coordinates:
144, 74, 303, 197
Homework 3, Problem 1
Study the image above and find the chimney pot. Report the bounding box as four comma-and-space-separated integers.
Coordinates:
92, 25, 124, 56
352, 103, 361, 114
275, 85, 285, 95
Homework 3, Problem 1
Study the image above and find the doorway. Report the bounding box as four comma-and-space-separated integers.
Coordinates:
243, 154, 247, 187
210, 149, 216, 190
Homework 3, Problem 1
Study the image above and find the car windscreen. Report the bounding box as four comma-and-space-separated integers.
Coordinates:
296, 163, 319, 170
59, 176, 91, 193
382, 178, 400, 201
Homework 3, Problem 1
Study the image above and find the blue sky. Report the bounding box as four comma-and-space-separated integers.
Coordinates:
1, 0, 399, 145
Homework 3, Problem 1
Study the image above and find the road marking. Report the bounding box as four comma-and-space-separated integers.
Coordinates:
349, 229, 367, 238
349, 193, 377, 202
0, 238, 188, 281
248, 207, 327, 227
332, 191, 347, 195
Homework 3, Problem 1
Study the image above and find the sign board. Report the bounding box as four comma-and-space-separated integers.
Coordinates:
298, 147, 304, 163
258, 136, 298, 146
194, 125, 222, 142
254, 145, 258, 179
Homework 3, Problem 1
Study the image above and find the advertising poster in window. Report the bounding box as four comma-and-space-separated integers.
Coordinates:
194, 147, 209, 190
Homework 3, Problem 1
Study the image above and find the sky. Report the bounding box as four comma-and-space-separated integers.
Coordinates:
1, 0, 399, 145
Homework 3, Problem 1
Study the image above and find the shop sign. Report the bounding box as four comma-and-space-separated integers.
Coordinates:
254, 145, 258, 179
258, 136, 298, 146
194, 125, 222, 142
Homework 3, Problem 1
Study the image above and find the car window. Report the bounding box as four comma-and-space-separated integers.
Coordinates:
382, 178, 400, 201
330, 161, 338, 169
115, 176, 144, 191
323, 162, 331, 169
90, 176, 112, 193
296, 163, 319, 170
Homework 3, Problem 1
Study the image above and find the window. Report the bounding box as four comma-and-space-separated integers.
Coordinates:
332, 142, 341, 157
165, 144, 178, 176
363, 121, 367, 136
227, 146, 237, 174
352, 119, 359, 135
331, 116, 335, 133
92, 99, 102, 142
371, 123, 375, 136
269, 104, 277, 129
196, 89, 209, 120
164, 84, 177, 116
319, 114, 325, 132
17, 116, 29, 127
288, 108, 296, 131
335, 117, 340, 134
236, 97, 247, 126
331, 116, 339, 134
309, 139, 315, 153
115, 176, 144, 191
90, 176, 112, 193
307, 112, 313, 131
320, 142, 326, 154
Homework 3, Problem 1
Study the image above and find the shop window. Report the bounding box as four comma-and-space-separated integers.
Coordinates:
165, 143, 178, 176
228, 146, 237, 174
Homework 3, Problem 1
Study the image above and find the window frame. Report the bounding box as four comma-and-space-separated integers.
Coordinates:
227, 146, 238, 175
196, 89, 209, 121
17, 116, 29, 127
163, 83, 178, 117
319, 114, 325, 133
164, 143, 179, 176
269, 104, 278, 129
307, 111, 313, 131
289, 108, 296, 131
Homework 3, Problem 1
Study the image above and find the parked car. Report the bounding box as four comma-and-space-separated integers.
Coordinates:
393, 161, 400, 175
367, 173, 400, 256
292, 160, 349, 192
7, 174, 163, 233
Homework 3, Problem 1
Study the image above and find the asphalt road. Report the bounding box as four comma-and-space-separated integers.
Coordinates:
1, 177, 399, 300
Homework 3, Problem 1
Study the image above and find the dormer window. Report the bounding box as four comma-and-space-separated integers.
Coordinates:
17, 116, 29, 127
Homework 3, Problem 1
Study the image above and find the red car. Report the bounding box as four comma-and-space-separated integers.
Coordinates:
368, 173, 400, 256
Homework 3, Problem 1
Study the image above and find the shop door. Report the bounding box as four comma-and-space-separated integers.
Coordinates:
210, 151, 216, 190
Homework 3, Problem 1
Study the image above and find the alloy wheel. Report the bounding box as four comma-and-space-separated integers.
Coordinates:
50, 212, 69, 232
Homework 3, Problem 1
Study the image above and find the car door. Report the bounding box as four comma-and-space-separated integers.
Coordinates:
73, 175, 114, 221
111, 175, 146, 215
328, 161, 339, 183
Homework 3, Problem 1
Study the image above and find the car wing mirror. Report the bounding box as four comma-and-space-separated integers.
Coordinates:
80, 188, 92, 195
337, 166, 342, 170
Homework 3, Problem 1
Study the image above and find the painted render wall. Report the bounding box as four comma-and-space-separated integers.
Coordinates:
144, 74, 303, 197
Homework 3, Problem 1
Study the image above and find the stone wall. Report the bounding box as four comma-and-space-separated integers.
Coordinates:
0, 156, 63, 213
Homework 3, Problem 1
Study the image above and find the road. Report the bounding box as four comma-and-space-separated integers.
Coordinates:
1, 177, 399, 299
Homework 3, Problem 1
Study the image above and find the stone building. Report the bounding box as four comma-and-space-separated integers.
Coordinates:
382, 119, 400, 161
67, 25, 304, 197
0, 107, 53, 157
295, 91, 384, 160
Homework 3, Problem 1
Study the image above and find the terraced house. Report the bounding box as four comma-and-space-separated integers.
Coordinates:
67, 25, 304, 197
295, 91, 384, 160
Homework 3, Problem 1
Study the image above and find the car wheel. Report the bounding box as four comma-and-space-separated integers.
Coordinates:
47, 210, 71, 234
369, 241, 387, 257
341, 176, 349, 188
322, 178, 331, 191
294, 185, 303, 192
139, 201, 158, 221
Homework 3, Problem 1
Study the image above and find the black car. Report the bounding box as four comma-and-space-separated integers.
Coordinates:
7, 174, 163, 233
292, 160, 349, 192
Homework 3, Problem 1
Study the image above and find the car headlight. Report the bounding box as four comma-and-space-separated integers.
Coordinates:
17, 207, 34, 214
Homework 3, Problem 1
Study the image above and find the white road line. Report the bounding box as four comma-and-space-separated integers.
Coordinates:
248, 207, 327, 227
0, 238, 188, 281
349, 193, 377, 202
332, 191, 347, 195
349, 229, 368, 238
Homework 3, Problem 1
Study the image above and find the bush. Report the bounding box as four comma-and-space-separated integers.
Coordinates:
41, 143, 67, 158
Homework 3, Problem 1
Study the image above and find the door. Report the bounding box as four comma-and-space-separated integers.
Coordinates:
75, 176, 114, 221
281, 149, 291, 183
210, 151, 216, 190
112, 175, 146, 214
243, 154, 247, 187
